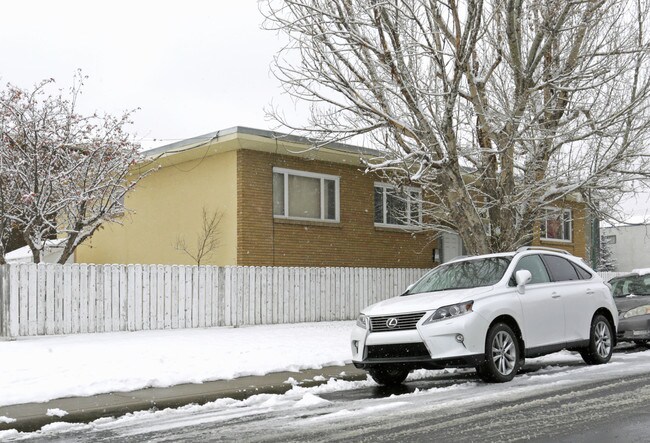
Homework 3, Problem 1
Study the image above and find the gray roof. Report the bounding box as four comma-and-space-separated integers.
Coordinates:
142, 126, 383, 159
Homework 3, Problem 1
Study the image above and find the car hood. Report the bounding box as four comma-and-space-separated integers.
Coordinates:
615, 295, 650, 314
362, 286, 495, 316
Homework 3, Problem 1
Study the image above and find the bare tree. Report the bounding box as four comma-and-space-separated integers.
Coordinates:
174, 208, 223, 266
262, 0, 650, 254
0, 72, 151, 263
0, 152, 21, 264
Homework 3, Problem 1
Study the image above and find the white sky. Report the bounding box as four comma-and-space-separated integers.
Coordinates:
0, 0, 647, 220
0, 0, 299, 148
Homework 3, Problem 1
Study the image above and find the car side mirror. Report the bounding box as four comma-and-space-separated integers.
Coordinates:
515, 270, 532, 294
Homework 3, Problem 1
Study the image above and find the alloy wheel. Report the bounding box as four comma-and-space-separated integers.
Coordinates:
492, 331, 516, 376
594, 320, 612, 359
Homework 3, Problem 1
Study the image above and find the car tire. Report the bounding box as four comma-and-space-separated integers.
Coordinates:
368, 366, 410, 386
478, 323, 520, 383
580, 314, 613, 365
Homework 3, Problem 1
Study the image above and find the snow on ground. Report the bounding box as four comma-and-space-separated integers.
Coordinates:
0, 321, 354, 407
6, 348, 650, 441
5, 320, 650, 441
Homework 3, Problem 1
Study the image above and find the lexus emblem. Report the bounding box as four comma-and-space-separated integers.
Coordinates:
386, 318, 398, 329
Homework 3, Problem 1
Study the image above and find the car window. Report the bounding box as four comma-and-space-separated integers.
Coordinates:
509, 255, 551, 286
609, 279, 623, 297
626, 276, 650, 296
608, 275, 650, 297
407, 256, 512, 294
540, 255, 579, 282
572, 264, 593, 280
611, 277, 633, 297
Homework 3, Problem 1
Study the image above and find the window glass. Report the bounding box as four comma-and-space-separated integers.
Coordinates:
410, 190, 421, 224
541, 208, 572, 241
603, 235, 617, 245
374, 187, 384, 223
386, 188, 406, 225
288, 175, 321, 218
541, 255, 579, 282
374, 184, 421, 226
573, 264, 592, 280
273, 168, 339, 222
511, 255, 550, 285
407, 257, 512, 294
272, 172, 285, 216
611, 275, 650, 297
324, 179, 336, 220
563, 211, 571, 238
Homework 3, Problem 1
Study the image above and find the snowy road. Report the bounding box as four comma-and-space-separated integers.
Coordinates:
9, 345, 650, 442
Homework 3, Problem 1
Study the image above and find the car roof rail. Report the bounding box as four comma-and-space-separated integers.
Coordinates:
447, 255, 471, 262
516, 246, 571, 255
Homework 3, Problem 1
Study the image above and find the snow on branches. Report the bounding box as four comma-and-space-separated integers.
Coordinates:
263, 0, 650, 254
0, 72, 150, 264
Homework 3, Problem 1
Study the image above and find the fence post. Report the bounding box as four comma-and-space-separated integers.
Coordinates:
0, 265, 15, 340
0, 265, 5, 338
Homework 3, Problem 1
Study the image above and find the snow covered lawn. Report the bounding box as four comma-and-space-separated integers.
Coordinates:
0, 321, 355, 407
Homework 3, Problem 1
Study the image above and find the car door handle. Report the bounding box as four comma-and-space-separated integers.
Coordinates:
586, 289, 595, 295
552, 294, 561, 299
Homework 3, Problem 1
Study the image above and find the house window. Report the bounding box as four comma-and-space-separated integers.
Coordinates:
603, 235, 617, 245
374, 183, 422, 227
541, 208, 572, 242
272, 167, 339, 222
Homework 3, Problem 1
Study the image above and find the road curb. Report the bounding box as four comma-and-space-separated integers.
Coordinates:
0, 365, 367, 434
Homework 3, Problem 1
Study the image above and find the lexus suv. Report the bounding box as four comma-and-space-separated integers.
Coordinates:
351, 247, 618, 384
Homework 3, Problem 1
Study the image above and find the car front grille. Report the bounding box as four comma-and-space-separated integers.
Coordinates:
370, 312, 426, 332
366, 342, 430, 360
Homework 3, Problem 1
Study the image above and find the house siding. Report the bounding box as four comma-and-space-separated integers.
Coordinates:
76, 150, 239, 266
236, 149, 435, 268
601, 224, 650, 272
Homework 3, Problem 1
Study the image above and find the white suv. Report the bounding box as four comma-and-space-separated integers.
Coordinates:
351, 247, 618, 384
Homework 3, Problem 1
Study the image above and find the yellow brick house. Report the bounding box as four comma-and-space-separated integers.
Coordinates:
75, 126, 591, 267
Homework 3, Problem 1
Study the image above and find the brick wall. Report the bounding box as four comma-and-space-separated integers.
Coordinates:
237, 149, 435, 268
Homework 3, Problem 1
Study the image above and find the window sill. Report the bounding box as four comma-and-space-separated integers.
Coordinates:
539, 238, 573, 244
374, 224, 422, 234
274, 217, 341, 228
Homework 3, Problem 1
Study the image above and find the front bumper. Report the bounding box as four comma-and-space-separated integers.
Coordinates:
351, 311, 489, 370
617, 314, 650, 341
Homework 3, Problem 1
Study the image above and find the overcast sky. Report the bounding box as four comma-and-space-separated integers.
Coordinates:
1, 0, 648, 221
0, 0, 298, 148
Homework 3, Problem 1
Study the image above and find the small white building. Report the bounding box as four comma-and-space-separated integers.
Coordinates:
5, 239, 74, 264
601, 223, 650, 272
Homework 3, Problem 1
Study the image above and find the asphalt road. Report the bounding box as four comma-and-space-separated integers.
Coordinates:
19, 347, 650, 442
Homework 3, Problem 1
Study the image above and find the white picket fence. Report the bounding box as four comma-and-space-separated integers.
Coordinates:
0, 264, 427, 339
597, 271, 627, 281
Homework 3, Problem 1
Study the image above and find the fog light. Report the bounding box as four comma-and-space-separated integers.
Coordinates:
455, 334, 464, 343
352, 340, 359, 353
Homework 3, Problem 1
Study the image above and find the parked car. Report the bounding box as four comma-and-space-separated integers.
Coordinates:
609, 270, 650, 345
351, 247, 618, 385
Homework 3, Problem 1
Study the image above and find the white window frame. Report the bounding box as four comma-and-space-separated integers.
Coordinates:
374, 182, 422, 228
541, 207, 573, 242
272, 167, 340, 223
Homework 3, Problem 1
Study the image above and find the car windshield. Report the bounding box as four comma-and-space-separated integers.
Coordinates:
610, 274, 650, 297
406, 256, 512, 295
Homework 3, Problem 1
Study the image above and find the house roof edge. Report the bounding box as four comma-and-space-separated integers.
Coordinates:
141, 126, 383, 160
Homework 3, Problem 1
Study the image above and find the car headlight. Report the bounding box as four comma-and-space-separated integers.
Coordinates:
356, 314, 369, 329
623, 305, 650, 318
422, 301, 474, 325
